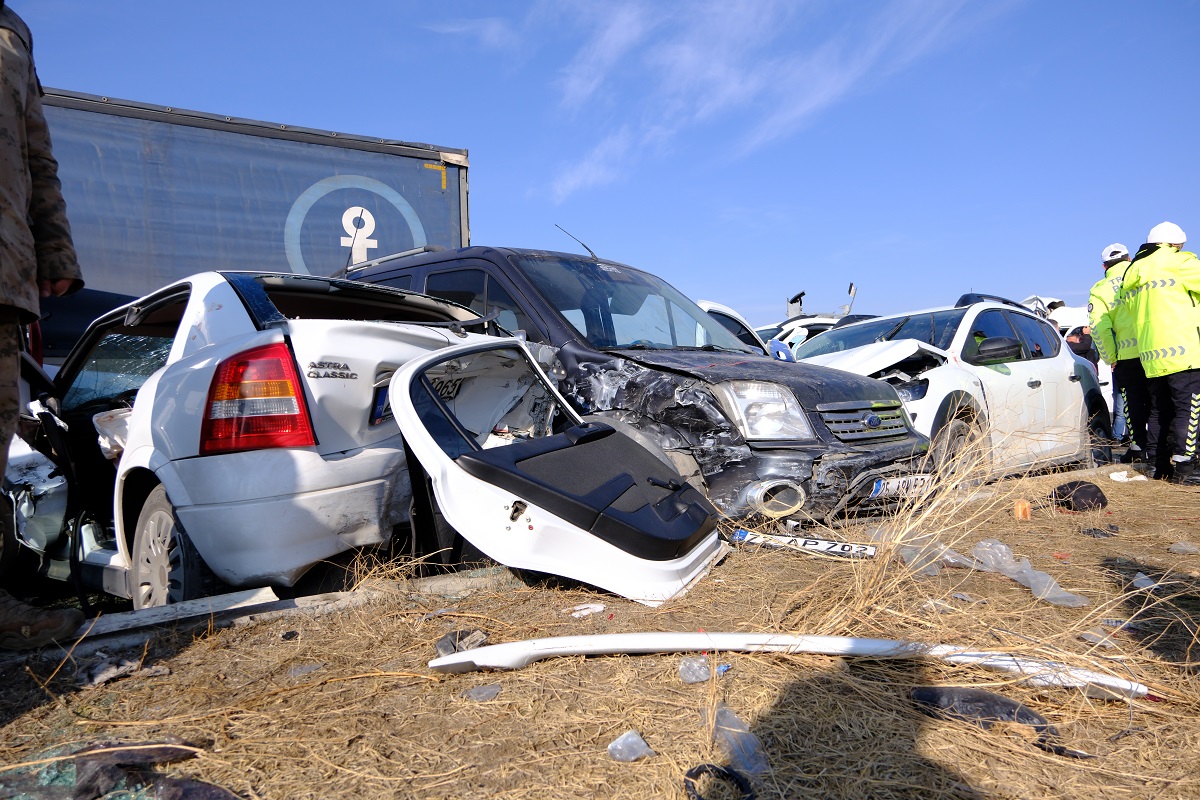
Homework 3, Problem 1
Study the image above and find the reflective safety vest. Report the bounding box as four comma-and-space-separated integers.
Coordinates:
1089, 261, 1135, 364
1120, 245, 1200, 378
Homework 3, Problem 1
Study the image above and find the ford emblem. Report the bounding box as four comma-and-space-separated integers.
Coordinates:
864, 414, 882, 429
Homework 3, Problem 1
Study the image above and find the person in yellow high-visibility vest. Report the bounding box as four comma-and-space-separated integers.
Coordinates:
1120, 222, 1200, 484
1090, 243, 1149, 460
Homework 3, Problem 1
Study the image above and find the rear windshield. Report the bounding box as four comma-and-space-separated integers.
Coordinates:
513, 255, 755, 353
794, 309, 967, 359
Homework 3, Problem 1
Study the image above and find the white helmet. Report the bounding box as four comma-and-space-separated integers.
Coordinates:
1102, 243, 1128, 261
1147, 221, 1186, 245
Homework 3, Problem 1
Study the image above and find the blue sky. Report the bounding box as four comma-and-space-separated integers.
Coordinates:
17, 0, 1200, 325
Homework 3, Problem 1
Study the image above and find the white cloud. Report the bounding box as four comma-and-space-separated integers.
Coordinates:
556, 3, 653, 110
546, 0, 1006, 200
551, 128, 634, 203
426, 17, 519, 50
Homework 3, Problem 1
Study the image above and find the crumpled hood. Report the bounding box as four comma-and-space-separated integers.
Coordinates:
613, 349, 903, 407
800, 340, 946, 379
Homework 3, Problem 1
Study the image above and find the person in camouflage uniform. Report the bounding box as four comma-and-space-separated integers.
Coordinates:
0, 1, 86, 650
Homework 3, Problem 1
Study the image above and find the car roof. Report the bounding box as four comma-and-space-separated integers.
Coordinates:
830, 300, 1045, 333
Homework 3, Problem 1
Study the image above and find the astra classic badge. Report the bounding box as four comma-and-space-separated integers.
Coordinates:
308, 361, 358, 379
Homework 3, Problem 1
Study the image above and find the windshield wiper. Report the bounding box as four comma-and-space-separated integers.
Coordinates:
875, 317, 910, 343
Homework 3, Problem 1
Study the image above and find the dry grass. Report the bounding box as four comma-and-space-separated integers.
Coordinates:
3, 452, 1200, 799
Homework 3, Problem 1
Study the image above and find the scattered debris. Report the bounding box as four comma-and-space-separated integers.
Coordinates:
426, 631, 1149, 698
922, 599, 957, 614
1081, 527, 1116, 539
1050, 480, 1108, 511
461, 684, 502, 702
911, 685, 1095, 759
0, 738, 239, 800
1101, 618, 1143, 632
1168, 542, 1200, 555
1131, 572, 1160, 591
1109, 470, 1148, 482
972, 538, 1089, 607
281, 630, 300, 641
1079, 629, 1118, 649
731, 529, 876, 558
420, 606, 459, 621
899, 541, 977, 577
435, 629, 489, 658
607, 729, 656, 762
679, 655, 711, 684
287, 662, 324, 679
704, 703, 769, 777
952, 592, 987, 604
1014, 499, 1032, 520
683, 763, 755, 800
565, 603, 606, 618
79, 659, 170, 688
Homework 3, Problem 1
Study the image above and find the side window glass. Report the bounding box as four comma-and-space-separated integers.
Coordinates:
61, 330, 175, 414
387, 275, 412, 291
485, 279, 540, 341
709, 312, 763, 349
426, 270, 486, 315
961, 310, 1016, 361
1006, 312, 1059, 359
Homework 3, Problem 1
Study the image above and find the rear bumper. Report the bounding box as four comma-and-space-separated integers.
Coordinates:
160, 441, 410, 586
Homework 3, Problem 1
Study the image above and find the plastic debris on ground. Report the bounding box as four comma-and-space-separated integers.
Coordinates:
679, 655, 711, 684
461, 683, 502, 702
565, 603, 606, 618
1079, 629, 1119, 649
79, 659, 170, 688
922, 599, 957, 614
702, 703, 770, 776
607, 729, 656, 762
435, 628, 489, 658
952, 592, 987, 604
971, 538, 1089, 607
1131, 572, 1160, 591
910, 686, 1095, 759
287, 662, 324, 679
1109, 470, 1148, 482
1168, 541, 1200, 555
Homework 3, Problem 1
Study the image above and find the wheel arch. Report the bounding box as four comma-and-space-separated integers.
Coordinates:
929, 391, 984, 442
120, 467, 162, 555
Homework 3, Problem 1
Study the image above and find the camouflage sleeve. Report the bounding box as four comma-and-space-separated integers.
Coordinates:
23, 61, 82, 293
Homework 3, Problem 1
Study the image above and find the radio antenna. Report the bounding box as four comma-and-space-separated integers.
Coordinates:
555, 224, 598, 259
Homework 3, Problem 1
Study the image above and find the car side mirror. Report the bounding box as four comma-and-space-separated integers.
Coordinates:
969, 336, 1023, 365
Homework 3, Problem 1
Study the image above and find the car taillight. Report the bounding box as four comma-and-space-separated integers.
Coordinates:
200, 342, 316, 455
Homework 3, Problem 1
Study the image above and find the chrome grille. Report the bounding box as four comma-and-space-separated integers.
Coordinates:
818, 402, 909, 442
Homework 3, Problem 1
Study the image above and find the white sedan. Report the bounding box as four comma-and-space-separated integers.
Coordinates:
793, 296, 1099, 476
5, 272, 723, 608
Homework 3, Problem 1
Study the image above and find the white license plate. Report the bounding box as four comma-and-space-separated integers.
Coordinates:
731, 530, 876, 558
869, 474, 932, 499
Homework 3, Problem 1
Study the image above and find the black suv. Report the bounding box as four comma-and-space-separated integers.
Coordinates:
349, 246, 929, 523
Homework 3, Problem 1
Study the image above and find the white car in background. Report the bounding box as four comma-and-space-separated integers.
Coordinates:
793, 295, 1101, 476
5, 272, 723, 608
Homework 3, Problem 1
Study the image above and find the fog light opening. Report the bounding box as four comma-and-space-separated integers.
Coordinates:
747, 480, 806, 518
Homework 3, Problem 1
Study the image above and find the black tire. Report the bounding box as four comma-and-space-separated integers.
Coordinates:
931, 417, 988, 484
130, 485, 212, 609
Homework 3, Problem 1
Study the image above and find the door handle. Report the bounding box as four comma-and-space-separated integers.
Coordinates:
1068, 374, 1081, 382
1027, 379, 1042, 388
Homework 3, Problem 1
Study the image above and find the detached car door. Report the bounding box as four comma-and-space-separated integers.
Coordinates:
388, 340, 726, 606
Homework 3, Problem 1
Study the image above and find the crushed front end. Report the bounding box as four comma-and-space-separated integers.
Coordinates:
559, 346, 930, 524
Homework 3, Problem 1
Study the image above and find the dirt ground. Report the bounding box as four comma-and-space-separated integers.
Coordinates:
3, 463, 1200, 799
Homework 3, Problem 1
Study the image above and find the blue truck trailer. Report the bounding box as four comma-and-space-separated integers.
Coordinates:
39, 89, 469, 360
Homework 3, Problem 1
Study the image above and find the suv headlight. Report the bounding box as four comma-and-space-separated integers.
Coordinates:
713, 381, 814, 440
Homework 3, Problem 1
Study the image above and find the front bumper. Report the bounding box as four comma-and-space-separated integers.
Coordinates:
702, 433, 929, 522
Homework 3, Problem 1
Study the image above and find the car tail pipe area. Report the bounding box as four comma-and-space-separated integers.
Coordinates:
735, 478, 807, 518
